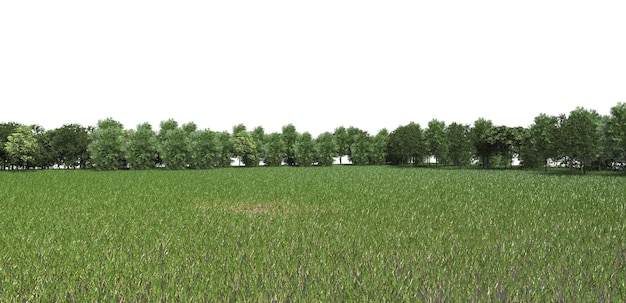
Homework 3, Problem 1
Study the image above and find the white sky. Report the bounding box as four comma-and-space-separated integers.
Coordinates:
1, 1, 625, 136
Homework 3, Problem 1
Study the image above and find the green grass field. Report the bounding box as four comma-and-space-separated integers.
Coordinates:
1, 167, 624, 301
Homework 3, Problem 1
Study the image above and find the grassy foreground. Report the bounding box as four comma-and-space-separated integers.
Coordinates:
0, 167, 624, 301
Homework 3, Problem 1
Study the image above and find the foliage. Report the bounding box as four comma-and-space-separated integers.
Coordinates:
425, 119, 448, 166
369, 128, 388, 165
4, 125, 40, 168
387, 122, 425, 165
233, 130, 258, 167
125, 122, 158, 169
333, 126, 350, 164
282, 124, 298, 166
47, 124, 90, 168
88, 118, 125, 170
0, 168, 623, 301
470, 118, 496, 168
446, 122, 472, 167
315, 132, 336, 166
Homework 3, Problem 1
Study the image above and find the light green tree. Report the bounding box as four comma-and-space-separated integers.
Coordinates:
425, 119, 448, 167
315, 132, 336, 166
125, 122, 158, 169
233, 130, 258, 167
296, 132, 316, 166
5, 125, 40, 168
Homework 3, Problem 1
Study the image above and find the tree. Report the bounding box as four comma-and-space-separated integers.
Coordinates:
333, 126, 350, 164
425, 119, 448, 167
605, 102, 626, 169
47, 124, 90, 169
160, 127, 191, 169
370, 129, 388, 165
446, 122, 472, 167
315, 132, 336, 166
387, 122, 425, 165
88, 118, 125, 170
265, 132, 285, 166
470, 118, 496, 168
125, 122, 158, 169
214, 131, 233, 167
251, 126, 266, 165
348, 128, 370, 165
0, 122, 20, 169
296, 132, 316, 166
189, 129, 217, 169
4, 125, 40, 168
525, 114, 559, 170
561, 107, 601, 174
282, 124, 298, 166
233, 130, 258, 167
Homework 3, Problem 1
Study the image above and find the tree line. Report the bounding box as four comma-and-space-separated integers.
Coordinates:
1, 103, 625, 173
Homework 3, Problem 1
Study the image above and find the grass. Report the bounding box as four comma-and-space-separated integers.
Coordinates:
0, 166, 624, 301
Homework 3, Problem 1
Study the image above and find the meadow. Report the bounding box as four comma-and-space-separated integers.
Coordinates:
0, 167, 624, 301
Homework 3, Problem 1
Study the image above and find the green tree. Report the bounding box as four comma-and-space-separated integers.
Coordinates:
446, 122, 472, 167
251, 126, 266, 165
0, 122, 20, 169
233, 130, 258, 167
296, 132, 316, 166
387, 122, 425, 165
425, 119, 448, 167
125, 122, 158, 169
348, 128, 370, 165
470, 118, 496, 168
333, 126, 350, 164
370, 129, 388, 165
264, 132, 284, 166
605, 102, 626, 168
525, 114, 559, 170
47, 124, 90, 169
561, 107, 601, 174
315, 132, 336, 166
160, 127, 190, 169
189, 129, 217, 169
214, 131, 233, 167
88, 118, 125, 170
282, 124, 298, 166
4, 125, 40, 168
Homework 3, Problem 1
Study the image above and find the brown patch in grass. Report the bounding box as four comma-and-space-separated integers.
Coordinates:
231, 203, 283, 215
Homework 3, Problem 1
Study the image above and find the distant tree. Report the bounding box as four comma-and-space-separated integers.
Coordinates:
282, 124, 298, 166
315, 132, 336, 166
387, 122, 425, 165
233, 130, 258, 167
189, 129, 217, 169
125, 122, 158, 169
561, 107, 601, 174
251, 126, 266, 165
88, 118, 125, 170
160, 127, 190, 169
0, 122, 20, 169
157, 119, 179, 166
333, 126, 350, 164
4, 125, 40, 168
470, 118, 495, 168
349, 128, 370, 165
605, 102, 626, 168
296, 132, 316, 166
425, 119, 448, 167
265, 132, 285, 166
370, 129, 388, 165
47, 124, 90, 169
214, 131, 233, 167
525, 114, 559, 170
446, 122, 472, 167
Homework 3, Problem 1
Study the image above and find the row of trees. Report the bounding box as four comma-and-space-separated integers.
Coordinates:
1, 103, 625, 173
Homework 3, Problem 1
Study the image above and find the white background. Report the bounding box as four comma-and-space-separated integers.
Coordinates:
1, 1, 625, 136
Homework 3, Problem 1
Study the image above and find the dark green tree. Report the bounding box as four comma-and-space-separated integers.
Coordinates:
282, 124, 298, 166
470, 118, 496, 168
189, 129, 217, 169
47, 124, 90, 169
605, 102, 626, 168
0, 122, 20, 169
446, 122, 472, 167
